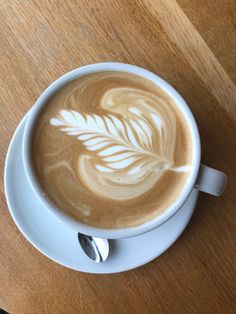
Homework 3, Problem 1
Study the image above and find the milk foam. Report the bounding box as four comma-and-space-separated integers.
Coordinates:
50, 87, 191, 201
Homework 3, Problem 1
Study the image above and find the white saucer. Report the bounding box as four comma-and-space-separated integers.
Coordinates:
4, 114, 199, 273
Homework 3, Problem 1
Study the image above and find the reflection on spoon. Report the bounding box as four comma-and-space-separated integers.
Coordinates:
78, 233, 109, 263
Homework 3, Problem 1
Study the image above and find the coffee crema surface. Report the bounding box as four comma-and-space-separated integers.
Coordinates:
32, 71, 192, 229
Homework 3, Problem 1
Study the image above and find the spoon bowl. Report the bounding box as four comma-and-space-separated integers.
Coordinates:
78, 233, 109, 263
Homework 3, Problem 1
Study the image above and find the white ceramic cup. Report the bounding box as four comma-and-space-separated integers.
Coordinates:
22, 63, 227, 239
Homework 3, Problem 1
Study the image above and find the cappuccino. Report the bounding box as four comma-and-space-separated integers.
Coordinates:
32, 71, 192, 228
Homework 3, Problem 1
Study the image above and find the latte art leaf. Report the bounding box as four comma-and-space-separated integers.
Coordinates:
50, 108, 170, 176
49, 86, 191, 203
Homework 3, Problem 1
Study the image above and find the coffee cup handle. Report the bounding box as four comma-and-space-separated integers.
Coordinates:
195, 164, 228, 196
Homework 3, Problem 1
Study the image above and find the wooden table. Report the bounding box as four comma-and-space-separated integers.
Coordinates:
1, 1, 236, 313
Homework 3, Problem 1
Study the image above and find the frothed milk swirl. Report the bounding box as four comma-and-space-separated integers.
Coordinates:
32, 72, 192, 228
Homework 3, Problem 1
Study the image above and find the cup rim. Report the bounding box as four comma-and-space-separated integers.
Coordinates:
22, 62, 201, 239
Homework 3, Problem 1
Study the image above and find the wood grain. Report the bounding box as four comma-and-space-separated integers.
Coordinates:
0, 1, 236, 313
